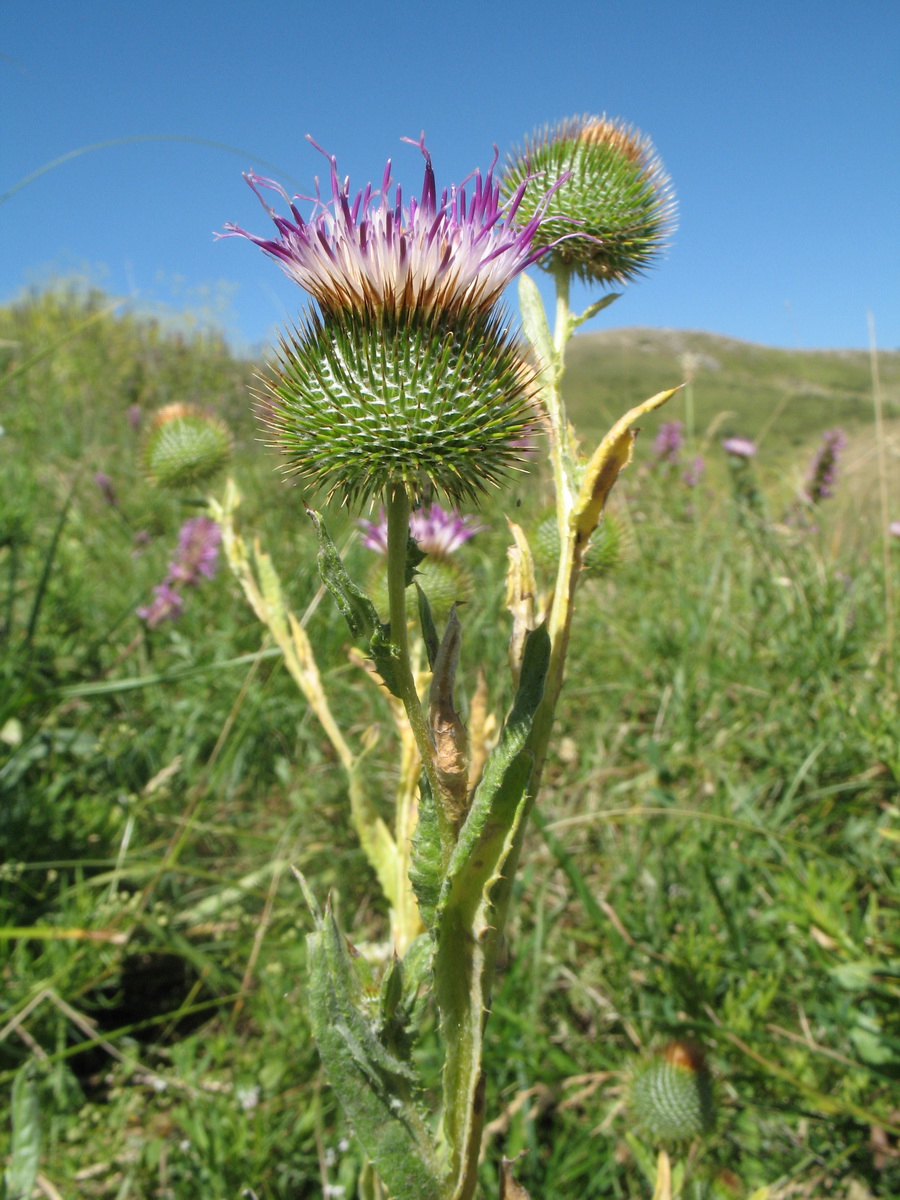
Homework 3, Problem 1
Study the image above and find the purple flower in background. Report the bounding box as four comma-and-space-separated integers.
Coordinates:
168, 516, 221, 586
653, 420, 684, 465
137, 583, 184, 629
722, 436, 757, 459
682, 455, 705, 488
94, 471, 118, 507
223, 134, 564, 319
803, 428, 846, 503
359, 504, 485, 558
127, 404, 142, 431
137, 516, 221, 628
890, 521, 900, 539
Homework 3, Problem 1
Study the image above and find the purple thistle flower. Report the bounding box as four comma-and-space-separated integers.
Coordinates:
137, 582, 184, 629
653, 420, 684, 465
722, 436, 757, 459
223, 135, 566, 319
359, 504, 485, 558
168, 516, 221, 586
803, 428, 846, 503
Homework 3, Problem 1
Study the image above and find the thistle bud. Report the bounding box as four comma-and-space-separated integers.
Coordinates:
627, 1040, 715, 1144
141, 403, 233, 491
501, 115, 676, 285
531, 511, 627, 579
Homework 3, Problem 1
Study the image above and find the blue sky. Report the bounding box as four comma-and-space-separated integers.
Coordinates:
2, 1, 898, 353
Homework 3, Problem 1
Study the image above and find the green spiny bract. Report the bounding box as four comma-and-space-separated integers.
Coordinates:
501, 115, 675, 286
258, 307, 536, 509
141, 403, 233, 491
628, 1040, 716, 1145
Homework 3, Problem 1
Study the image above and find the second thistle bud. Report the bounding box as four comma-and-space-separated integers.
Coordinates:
141, 403, 233, 491
501, 114, 675, 286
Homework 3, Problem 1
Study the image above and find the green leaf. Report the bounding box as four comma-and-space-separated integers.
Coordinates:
305, 903, 442, 1200
4, 1061, 40, 1200
308, 508, 404, 698
431, 625, 551, 1197
571, 290, 621, 330
309, 508, 381, 640
415, 583, 439, 670
517, 273, 556, 376
410, 773, 443, 930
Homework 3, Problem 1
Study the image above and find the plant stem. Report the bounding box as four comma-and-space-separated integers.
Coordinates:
384, 486, 454, 862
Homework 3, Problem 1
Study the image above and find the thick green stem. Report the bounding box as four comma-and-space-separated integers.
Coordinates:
384, 487, 454, 862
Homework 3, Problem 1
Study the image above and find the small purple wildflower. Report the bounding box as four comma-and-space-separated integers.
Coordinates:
94, 471, 118, 507
168, 516, 221, 586
653, 421, 684, 465
137, 516, 221, 628
127, 404, 142, 431
359, 504, 485, 558
682, 455, 705, 488
890, 520, 900, 539
223, 135, 566, 319
722, 436, 757, 459
803, 428, 846, 503
137, 583, 184, 629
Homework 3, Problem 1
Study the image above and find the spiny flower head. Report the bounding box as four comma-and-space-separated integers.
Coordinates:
223, 137, 561, 508
500, 114, 675, 285
141, 404, 233, 491
628, 1040, 715, 1145
224, 134, 560, 320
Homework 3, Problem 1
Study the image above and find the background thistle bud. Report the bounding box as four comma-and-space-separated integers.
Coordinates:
627, 1040, 716, 1144
532, 510, 627, 579
501, 114, 676, 285
141, 403, 233, 491
260, 308, 535, 507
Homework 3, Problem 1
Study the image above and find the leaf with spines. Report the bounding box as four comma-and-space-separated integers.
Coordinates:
3, 1061, 40, 1200
308, 508, 403, 698
430, 625, 551, 1199
304, 895, 442, 1200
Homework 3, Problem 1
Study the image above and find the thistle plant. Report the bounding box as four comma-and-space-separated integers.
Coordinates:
218, 122, 680, 1199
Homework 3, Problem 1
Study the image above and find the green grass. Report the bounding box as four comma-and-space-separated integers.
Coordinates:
1, 286, 899, 1198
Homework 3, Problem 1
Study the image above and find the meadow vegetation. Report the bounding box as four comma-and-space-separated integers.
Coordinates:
1, 285, 899, 1198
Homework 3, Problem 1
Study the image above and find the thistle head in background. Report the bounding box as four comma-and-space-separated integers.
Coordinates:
627, 1040, 715, 1146
141, 403, 233, 491
532, 510, 627, 580
224, 136, 563, 509
500, 114, 675, 286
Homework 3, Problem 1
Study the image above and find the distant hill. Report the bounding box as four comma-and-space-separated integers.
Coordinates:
562, 327, 900, 457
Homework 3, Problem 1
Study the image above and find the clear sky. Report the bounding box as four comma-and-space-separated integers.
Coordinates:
2, 1, 898, 353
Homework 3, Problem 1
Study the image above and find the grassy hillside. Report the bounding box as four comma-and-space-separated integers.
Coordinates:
565, 325, 900, 455
1, 289, 899, 1199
